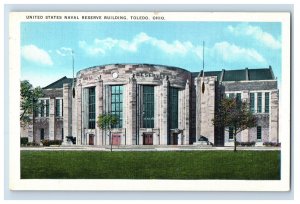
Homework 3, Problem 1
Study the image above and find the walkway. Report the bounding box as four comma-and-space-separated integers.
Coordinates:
20, 145, 281, 151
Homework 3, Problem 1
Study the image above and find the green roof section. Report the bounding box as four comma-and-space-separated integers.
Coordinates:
223, 69, 246, 81
43, 76, 74, 89
248, 69, 274, 80
192, 66, 275, 82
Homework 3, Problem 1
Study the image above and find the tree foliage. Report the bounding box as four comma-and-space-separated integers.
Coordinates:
20, 80, 44, 126
212, 97, 257, 152
97, 114, 118, 152
97, 114, 118, 130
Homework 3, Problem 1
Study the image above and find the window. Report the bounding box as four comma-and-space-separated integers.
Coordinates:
250, 93, 255, 113
88, 87, 96, 129
257, 92, 262, 113
229, 127, 234, 140
46, 99, 49, 117
169, 87, 179, 129
40, 100, 44, 117
236, 93, 242, 108
39, 99, 50, 117
257, 126, 262, 140
228, 93, 235, 99
62, 128, 64, 141
55, 99, 61, 117
143, 86, 154, 128
111, 85, 123, 128
265, 92, 269, 113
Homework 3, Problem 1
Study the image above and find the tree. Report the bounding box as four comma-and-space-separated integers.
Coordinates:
97, 114, 118, 152
20, 80, 44, 127
212, 97, 257, 152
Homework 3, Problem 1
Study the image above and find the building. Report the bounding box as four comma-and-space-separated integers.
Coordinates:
21, 64, 279, 146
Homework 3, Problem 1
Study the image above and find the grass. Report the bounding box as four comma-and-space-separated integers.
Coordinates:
21, 150, 280, 180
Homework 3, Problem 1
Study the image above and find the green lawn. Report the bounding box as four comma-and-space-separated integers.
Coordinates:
21, 151, 280, 180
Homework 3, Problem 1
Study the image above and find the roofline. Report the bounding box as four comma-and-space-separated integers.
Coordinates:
43, 76, 68, 89
221, 79, 277, 83
76, 63, 191, 76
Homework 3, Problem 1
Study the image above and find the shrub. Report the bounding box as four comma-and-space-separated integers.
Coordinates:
42, 140, 62, 146
236, 141, 256, 147
263, 142, 281, 147
20, 137, 28, 146
27, 142, 40, 147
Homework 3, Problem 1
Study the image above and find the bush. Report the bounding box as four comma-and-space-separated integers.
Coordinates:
27, 142, 40, 147
41, 140, 62, 146
263, 142, 281, 147
20, 137, 28, 146
236, 141, 256, 147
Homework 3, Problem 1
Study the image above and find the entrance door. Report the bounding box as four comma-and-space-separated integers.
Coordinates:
143, 133, 153, 145
89, 134, 94, 145
112, 134, 121, 145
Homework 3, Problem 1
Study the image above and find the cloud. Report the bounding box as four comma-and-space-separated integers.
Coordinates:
211, 41, 267, 64
56, 47, 73, 56
79, 32, 202, 57
79, 32, 267, 67
21, 45, 53, 66
227, 24, 281, 49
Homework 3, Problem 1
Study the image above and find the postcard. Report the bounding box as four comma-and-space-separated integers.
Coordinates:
9, 12, 290, 191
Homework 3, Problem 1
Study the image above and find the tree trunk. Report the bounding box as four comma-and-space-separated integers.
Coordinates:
110, 130, 112, 152
20, 108, 28, 120
234, 127, 237, 152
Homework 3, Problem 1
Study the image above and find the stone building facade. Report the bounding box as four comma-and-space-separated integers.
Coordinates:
21, 64, 279, 146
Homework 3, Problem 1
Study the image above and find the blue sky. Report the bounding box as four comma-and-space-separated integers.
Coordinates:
21, 21, 281, 87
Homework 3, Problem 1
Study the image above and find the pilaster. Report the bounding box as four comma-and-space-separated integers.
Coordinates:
49, 97, 56, 140
184, 80, 190, 145
63, 83, 72, 142
95, 77, 103, 145
160, 76, 169, 145
126, 75, 137, 145
270, 90, 279, 142
76, 83, 82, 145
241, 90, 249, 142
195, 77, 201, 141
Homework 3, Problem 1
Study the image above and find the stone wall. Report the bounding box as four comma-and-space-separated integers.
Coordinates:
195, 76, 217, 144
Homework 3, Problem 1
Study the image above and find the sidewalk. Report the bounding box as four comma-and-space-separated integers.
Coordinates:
20, 145, 281, 151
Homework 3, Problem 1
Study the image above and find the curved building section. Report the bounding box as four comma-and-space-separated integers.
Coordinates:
73, 64, 192, 146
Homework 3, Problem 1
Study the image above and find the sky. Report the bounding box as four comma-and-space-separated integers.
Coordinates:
20, 21, 282, 87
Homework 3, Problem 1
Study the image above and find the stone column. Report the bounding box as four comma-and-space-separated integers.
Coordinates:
160, 76, 169, 145
195, 77, 201, 141
184, 80, 190, 145
241, 90, 249, 142
126, 75, 137, 145
76, 84, 82, 145
95, 77, 103, 145
49, 97, 56, 141
199, 77, 216, 145
63, 83, 72, 143
269, 90, 279, 142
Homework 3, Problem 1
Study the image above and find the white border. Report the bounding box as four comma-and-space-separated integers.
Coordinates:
9, 11, 290, 191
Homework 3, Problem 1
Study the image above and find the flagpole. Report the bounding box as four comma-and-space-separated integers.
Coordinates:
72, 50, 75, 98
202, 41, 205, 94
202, 41, 205, 76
